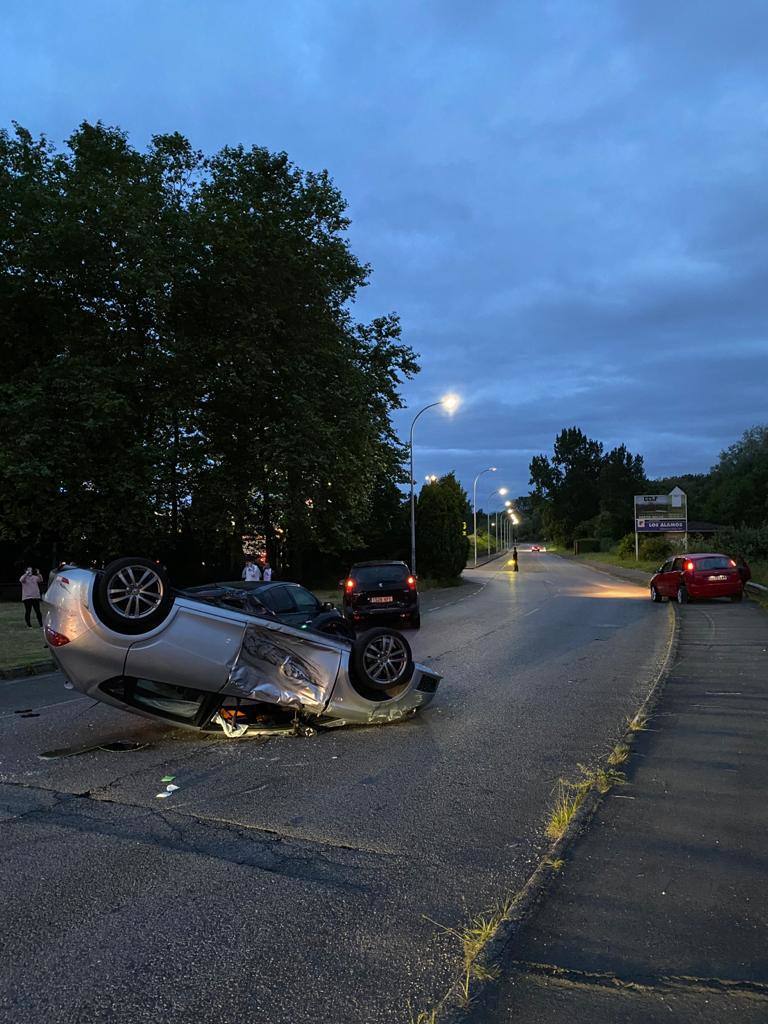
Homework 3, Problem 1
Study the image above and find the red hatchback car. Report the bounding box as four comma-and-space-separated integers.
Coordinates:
650, 553, 744, 604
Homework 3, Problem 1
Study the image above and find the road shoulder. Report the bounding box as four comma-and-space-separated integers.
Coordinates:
472, 598, 768, 1022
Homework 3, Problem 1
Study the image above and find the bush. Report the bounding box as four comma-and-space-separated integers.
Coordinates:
616, 533, 636, 559
574, 537, 600, 554
639, 537, 671, 562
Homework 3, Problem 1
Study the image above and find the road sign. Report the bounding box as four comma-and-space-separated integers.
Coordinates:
633, 489, 687, 558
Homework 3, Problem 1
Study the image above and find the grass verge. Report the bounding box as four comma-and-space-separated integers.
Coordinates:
0, 602, 50, 673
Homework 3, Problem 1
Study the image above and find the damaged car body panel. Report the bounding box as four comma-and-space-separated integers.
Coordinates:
43, 558, 441, 736
224, 620, 343, 711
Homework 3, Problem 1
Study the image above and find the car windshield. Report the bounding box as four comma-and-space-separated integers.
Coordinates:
693, 556, 733, 571
353, 565, 410, 586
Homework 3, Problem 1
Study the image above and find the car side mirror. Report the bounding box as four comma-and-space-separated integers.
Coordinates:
321, 601, 335, 612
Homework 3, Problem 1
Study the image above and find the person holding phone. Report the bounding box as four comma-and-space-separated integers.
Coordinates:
20, 567, 44, 627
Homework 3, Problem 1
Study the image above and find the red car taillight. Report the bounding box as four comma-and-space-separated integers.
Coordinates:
407, 576, 417, 590
345, 578, 355, 592
685, 561, 694, 572
45, 625, 70, 647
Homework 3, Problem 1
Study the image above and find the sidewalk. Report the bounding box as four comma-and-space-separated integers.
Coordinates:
472, 599, 768, 1023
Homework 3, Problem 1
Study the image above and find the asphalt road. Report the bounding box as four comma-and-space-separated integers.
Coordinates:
0, 552, 671, 1024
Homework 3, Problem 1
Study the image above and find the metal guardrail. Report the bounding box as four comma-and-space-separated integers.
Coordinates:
746, 580, 768, 593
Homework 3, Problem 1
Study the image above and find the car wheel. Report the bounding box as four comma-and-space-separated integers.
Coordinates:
350, 628, 414, 692
93, 557, 174, 635
650, 585, 662, 603
676, 586, 688, 605
731, 590, 743, 603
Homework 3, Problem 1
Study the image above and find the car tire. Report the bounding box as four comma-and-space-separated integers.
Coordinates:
731, 590, 743, 603
676, 586, 689, 605
350, 628, 414, 692
93, 557, 174, 635
650, 585, 662, 603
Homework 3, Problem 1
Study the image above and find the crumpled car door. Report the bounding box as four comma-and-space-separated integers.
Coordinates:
221, 619, 343, 713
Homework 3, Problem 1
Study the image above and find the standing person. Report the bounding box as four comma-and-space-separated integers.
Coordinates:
20, 567, 44, 627
512, 546, 519, 572
734, 554, 751, 588
242, 556, 261, 582
261, 561, 272, 582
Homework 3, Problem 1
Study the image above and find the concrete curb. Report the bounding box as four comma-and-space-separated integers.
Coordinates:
0, 659, 57, 682
464, 550, 512, 570
433, 601, 680, 1024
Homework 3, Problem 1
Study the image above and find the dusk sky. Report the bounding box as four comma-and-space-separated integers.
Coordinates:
3, 1, 767, 504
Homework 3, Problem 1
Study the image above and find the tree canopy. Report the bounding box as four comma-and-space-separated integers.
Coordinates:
0, 121, 418, 580
530, 428, 646, 544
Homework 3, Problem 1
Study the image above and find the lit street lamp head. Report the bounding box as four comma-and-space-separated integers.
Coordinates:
440, 392, 461, 415
498, 487, 508, 496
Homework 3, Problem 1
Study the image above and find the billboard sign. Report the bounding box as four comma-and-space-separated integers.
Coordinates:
634, 489, 687, 533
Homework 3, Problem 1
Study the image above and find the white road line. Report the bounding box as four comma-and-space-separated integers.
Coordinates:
523, 607, 542, 617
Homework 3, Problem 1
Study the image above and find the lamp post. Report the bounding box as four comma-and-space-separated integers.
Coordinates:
409, 394, 460, 576
472, 467, 496, 567
483, 486, 508, 558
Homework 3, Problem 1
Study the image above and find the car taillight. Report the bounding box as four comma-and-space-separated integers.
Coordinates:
685, 561, 694, 572
45, 625, 70, 647
407, 576, 417, 590
345, 578, 355, 591
729, 559, 736, 567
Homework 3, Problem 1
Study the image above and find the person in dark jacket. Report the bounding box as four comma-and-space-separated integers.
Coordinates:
734, 554, 751, 587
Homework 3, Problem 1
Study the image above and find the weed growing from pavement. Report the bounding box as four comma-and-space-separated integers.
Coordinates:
546, 764, 626, 839
626, 713, 649, 732
423, 898, 513, 1006
608, 741, 631, 766
408, 1010, 437, 1024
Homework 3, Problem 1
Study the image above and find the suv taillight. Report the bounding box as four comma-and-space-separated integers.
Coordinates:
685, 561, 694, 572
407, 576, 417, 590
45, 625, 70, 647
345, 578, 355, 592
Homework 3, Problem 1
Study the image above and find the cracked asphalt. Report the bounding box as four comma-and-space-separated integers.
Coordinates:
0, 553, 671, 1023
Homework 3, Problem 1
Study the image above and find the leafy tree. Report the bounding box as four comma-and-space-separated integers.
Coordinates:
0, 122, 418, 578
415, 472, 470, 579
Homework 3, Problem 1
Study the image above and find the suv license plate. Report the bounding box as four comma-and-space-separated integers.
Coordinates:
708, 575, 728, 581
370, 596, 393, 604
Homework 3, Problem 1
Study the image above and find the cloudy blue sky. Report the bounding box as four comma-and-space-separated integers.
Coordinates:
3, 1, 767, 503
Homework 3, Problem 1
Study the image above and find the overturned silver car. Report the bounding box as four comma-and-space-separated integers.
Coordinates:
43, 557, 441, 736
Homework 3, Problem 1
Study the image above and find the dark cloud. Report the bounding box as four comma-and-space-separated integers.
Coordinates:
2, 0, 767, 507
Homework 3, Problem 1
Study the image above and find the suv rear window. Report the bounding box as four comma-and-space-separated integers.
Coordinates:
353, 565, 409, 587
692, 556, 733, 571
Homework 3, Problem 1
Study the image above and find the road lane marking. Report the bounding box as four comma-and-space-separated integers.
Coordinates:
523, 607, 542, 617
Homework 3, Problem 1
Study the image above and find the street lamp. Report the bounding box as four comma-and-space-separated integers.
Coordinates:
472, 467, 496, 567
483, 486, 508, 557
409, 393, 461, 575
424, 474, 438, 484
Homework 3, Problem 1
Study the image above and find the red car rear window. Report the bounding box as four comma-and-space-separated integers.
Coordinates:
691, 556, 733, 571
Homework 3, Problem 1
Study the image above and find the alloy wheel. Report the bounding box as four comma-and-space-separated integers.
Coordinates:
362, 633, 409, 685
106, 564, 165, 619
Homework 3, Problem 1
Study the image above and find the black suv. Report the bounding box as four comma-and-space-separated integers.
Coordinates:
342, 561, 420, 630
